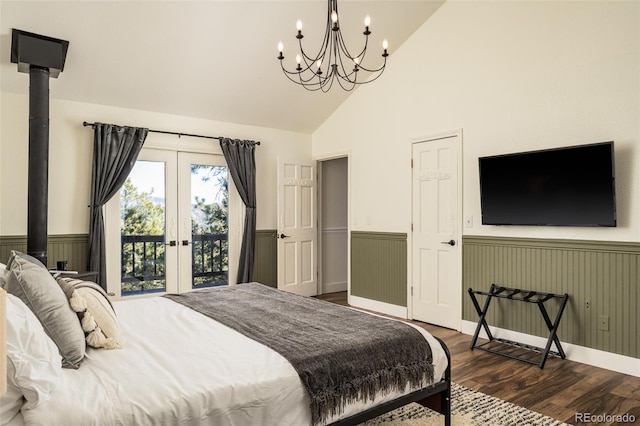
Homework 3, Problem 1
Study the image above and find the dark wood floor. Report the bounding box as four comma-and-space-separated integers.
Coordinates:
317, 291, 640, 426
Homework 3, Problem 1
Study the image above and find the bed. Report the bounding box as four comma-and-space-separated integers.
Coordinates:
1, 252, 451, 426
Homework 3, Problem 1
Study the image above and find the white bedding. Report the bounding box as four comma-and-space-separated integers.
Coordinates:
15, 296, 448, 426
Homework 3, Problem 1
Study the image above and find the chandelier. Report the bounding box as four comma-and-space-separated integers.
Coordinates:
277, 0, 389, 92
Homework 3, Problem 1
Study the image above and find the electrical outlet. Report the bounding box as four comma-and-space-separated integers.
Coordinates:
585, 300, 591, 309
465, 216, 473, 228
598, 315, 609, 331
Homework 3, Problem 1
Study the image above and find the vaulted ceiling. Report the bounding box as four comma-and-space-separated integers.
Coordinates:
1, 1, 444, 134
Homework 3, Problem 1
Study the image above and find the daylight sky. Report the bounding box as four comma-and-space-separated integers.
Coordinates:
127, 160, 226, 205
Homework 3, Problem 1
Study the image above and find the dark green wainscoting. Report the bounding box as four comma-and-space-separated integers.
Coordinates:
253, 230, 277, 288
0, 234, 90, 271
0, 230, 278, 287
1, 231, 278, 287
463, 236, 639, 358
351, 231, 407, 307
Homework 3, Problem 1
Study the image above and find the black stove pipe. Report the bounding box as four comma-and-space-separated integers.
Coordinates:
11, 29, 69, 268
27, 66, 50, 266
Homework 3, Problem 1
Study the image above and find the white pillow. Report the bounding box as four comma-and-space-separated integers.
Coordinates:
0, 381, 23, 426
5, 293, 62, 410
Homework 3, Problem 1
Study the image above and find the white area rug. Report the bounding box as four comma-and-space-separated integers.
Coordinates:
366, 383, 569, 426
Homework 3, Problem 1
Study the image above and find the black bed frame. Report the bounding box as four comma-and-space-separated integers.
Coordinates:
329, 335, 452, 426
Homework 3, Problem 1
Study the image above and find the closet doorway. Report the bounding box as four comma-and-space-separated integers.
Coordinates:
318, 156, 349, 295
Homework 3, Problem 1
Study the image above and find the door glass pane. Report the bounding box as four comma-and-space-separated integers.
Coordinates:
120, 161, 166, 295
190, 164, 229, 289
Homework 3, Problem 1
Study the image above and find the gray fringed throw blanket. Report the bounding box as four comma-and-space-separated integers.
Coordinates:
164, 283, 434, 425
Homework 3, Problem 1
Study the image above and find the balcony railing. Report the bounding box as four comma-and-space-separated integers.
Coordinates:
192, 233, 228, 289
121, 233, 228, 295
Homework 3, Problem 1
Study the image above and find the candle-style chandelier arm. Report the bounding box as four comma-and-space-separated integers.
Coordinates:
334, 26, 387, 74
298, 10, 332, 65
339, 34, 367, 68
333, 46, 358, 85
297, 38, 327, 73
276, 0, 389, 92
279, 54, 336, 92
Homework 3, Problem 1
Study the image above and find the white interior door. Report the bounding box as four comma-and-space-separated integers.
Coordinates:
411, 134, 462, 330
277, 158, 317, 296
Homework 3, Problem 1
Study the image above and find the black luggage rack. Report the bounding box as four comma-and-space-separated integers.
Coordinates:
468, 284, 569, 369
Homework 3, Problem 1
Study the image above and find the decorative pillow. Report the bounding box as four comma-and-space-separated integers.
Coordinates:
6, 250, 47, 270
57, 278, 124, 349
5, 251, 86, 369
4, 293, 62, 412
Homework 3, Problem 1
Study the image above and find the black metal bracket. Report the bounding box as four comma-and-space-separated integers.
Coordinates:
468, 284, 569, 369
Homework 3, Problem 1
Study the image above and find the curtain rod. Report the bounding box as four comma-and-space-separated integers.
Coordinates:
82, 121, 260, 145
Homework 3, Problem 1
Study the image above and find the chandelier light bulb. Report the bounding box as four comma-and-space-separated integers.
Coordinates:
317, 60, 322, 69
331, 11, 338, 23
354, 57, 360, 65
364, 15, 371, 27
296, 54, 301, 64
296, 20, 303, 31
382, 39, 388, 50
277, 41, 284, 60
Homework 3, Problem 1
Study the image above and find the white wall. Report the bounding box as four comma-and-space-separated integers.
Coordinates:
312, 1, 640, 243
0, 1, 4, 226
0, 93, 311, 236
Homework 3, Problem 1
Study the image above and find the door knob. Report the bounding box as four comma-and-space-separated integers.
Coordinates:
278, 234, 290, 239
441, 239, 456, 246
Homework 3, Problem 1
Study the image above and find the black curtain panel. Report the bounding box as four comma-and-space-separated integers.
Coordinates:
220, 138, 257, 284
88, 123, 148, 289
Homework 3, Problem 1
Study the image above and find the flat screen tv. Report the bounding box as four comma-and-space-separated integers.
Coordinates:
479, 141, 616, 227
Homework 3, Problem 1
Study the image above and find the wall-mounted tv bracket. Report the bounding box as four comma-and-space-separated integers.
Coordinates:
468, 284, 569, 369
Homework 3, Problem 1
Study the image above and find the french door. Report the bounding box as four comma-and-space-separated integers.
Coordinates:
105, 149, 238, 298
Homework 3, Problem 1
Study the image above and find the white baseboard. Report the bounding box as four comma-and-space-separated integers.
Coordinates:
322, 281, 347, 294
461, 320, 640, 377
349, 295, 407, 319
